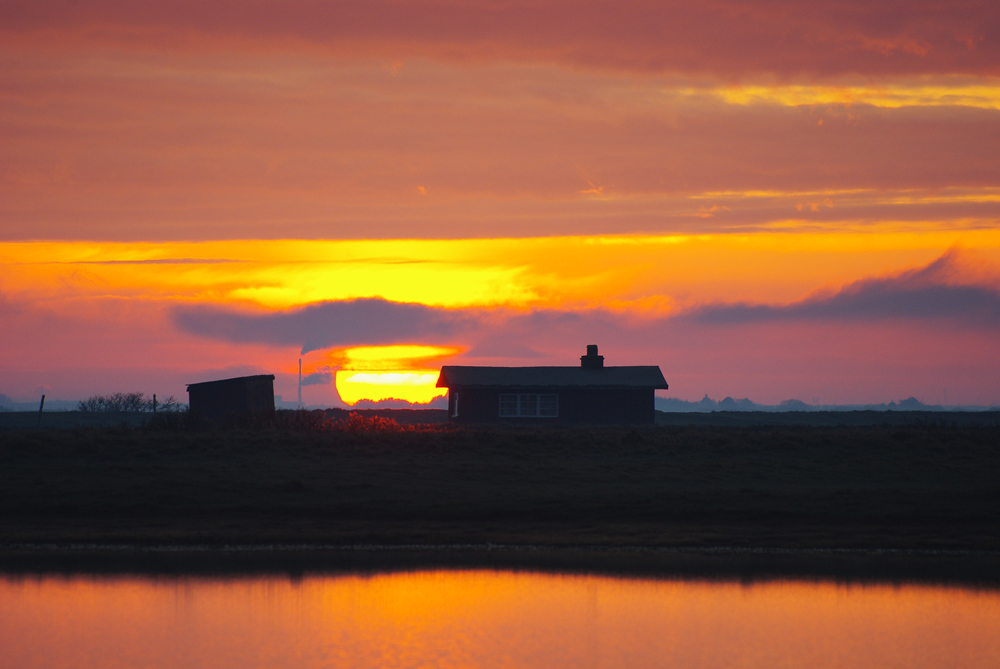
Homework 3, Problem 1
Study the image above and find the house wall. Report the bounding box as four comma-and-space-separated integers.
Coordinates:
448, 386, 655, 425
188, 377, 276, 422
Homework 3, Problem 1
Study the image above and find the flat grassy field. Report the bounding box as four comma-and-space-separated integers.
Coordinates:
2, 418, 999, 554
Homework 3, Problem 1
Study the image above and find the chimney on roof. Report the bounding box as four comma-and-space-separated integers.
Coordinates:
581, 344, 604, 369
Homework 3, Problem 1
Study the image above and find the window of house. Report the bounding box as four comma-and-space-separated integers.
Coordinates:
499, 394, 558, 417
451, 392, 459, 417
499, 394, 518, 416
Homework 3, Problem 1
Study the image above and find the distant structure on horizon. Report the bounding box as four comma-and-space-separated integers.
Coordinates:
436, 345, 668, 424
186, 374, 276, 423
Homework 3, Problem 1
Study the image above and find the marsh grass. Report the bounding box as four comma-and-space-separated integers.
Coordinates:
273, 409, 453, 432
1, 422, 998, 551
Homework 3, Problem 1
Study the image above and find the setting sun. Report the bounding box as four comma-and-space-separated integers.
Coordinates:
335, 371, 447, 405
324, 345, 460, 405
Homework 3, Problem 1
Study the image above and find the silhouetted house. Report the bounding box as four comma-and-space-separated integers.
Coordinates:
186, 374, 276, 423
436, 346, 668, 425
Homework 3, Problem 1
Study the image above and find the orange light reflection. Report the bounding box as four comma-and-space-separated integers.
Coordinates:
1, 573, 998, 669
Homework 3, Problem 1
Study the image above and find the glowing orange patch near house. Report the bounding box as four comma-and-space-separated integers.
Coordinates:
330, 345, 458, 405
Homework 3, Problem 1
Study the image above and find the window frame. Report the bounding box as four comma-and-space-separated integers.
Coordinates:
499, 393, 558, 418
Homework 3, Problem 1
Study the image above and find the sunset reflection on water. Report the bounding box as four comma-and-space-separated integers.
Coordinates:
1, 571, 998, 668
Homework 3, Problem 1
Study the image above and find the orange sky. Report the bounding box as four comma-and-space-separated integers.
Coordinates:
1, 1, 999, 406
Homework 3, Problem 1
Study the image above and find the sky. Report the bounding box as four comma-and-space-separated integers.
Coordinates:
2, 1, 1000, 407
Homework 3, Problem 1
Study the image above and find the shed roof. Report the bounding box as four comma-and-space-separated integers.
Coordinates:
186, 374, 275, 391
436, 366, 667, 389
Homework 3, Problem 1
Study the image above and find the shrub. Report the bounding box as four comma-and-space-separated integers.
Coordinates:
273, 409, 453, 433
330, 412, 404, 432
155, 395, 182, 412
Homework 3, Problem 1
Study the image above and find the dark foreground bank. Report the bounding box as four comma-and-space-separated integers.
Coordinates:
3, 545, 1000, 590
1, 422, 998, 553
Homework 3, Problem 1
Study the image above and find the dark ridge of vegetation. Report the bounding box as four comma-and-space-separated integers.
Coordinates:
7, 408, 1000, 433
0, 408, 451, 432
1, 423, 998, 552
655, 410, 1000, 427
3, 546, 1000, 590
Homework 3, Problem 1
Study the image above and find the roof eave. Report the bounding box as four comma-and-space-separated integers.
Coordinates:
436, 383, 669, 390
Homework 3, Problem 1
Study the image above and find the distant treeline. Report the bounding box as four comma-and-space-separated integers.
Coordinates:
656, 395, 1000, 413
0, 394, 77, 412
0, 392, 186, 413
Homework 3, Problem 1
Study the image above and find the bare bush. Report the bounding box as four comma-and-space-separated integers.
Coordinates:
78, 392, 184, 413
155, 395, 182, 412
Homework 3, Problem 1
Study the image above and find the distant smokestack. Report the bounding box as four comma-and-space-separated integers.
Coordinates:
298, 358, 302, 404
580, 344, 604, 369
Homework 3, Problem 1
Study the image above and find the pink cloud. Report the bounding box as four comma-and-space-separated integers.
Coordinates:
2, 1, 997, 77
3, 51, 999, 240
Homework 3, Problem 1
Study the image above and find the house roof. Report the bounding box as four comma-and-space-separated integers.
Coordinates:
186, 374, 275, 391
436, 366, 668, 389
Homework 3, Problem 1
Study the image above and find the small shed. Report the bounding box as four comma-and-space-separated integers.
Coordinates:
186, 374, 276, 423
436, 346, 668, 425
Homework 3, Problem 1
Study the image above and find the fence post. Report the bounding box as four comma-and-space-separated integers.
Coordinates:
37, 394, 45, 427
153, 393, 157, 413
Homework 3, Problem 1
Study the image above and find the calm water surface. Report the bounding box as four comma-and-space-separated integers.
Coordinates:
2, 570, 998, 668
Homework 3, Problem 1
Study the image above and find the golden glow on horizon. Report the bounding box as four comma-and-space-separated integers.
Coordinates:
3, 229, 1000, 316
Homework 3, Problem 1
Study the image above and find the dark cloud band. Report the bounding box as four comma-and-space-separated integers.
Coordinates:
173, 298, 474, 354
172, 252, 1000, 362
688, 251, 1000, 327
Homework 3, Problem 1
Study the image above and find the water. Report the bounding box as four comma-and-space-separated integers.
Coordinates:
2, 571, 998, 668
